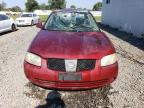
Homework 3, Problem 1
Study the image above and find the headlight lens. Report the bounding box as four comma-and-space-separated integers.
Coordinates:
101, 53, 117, 67
25, 52, 41, 66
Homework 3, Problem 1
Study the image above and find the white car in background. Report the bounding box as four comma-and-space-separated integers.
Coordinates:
16, 13, 39, 26
0, 14, 17, 33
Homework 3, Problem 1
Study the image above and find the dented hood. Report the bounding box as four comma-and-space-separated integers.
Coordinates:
29, 30, 115, 59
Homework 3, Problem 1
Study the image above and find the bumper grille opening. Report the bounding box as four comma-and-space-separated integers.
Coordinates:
48, 59, 65, 71
47, 59, 96, 72
77, 59, 96, 71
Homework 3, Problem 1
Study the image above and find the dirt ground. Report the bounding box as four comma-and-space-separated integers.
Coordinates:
0, 26, 144, 108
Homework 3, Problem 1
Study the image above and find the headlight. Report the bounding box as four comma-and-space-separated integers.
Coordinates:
101, 53, 117, 67
25, 52, 41, 66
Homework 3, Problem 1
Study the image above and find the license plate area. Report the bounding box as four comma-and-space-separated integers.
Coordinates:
59, 73, 82, 81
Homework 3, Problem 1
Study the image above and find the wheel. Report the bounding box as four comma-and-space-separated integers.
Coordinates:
11, 24, 16, 32
31, 20, 34, 26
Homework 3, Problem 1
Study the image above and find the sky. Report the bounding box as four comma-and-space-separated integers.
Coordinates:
1, 0, 102, 10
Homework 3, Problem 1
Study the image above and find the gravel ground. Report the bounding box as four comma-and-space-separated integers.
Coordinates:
0, 26, 144, 108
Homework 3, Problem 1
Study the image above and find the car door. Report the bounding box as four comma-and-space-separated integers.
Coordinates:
1, 15, 11, 30
3, 15, 11, 29
0, 15, 4, 32
0, 15, 9, 32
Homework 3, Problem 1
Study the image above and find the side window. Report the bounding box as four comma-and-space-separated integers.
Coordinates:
0, 15, 3, 21
106, 0, 110, 4
0, 15, 9, 21
5, 15, 9, 20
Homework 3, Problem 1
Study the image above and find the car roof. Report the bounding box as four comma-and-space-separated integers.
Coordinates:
54, 8, 89, 13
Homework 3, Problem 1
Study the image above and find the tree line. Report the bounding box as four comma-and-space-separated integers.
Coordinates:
0, 1, 22, 12
0, 0, 102, 12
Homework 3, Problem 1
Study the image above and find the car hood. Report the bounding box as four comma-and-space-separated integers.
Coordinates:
29, 30, 115, 59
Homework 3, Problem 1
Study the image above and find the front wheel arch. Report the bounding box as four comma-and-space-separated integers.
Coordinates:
11, 24, 16, 32
31, 20, 34, 26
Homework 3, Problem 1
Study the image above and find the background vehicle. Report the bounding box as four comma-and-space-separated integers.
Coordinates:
24, 9, 118, 90
16, 13, 39, 26
0, 14, 17, 33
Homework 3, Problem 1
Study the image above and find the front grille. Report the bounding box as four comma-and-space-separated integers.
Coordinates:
19, 20, 24, 22
48, 59, 65, 71
77, 59, 96, 71
47, 59, 96, 72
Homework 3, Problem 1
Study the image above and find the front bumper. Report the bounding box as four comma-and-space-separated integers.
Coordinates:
16, 21, 31, 26
24, 59, 118, 90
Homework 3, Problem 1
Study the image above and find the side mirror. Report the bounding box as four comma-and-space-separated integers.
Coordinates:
36, 21, 43, 28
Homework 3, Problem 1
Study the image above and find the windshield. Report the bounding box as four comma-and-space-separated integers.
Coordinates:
21, 14, 32, 17
44, 12, 100, 32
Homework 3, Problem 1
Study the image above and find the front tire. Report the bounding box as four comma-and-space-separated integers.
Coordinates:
11, 24, 16, 32
31, 20, 34, 26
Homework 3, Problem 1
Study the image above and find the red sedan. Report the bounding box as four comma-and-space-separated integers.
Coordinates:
24, 9, 118, 90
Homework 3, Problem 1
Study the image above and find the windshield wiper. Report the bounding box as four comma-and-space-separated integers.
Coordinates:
71, 24, 94, 29
78, 24, 94, 29
43, 27, 77, 32
70, 24, 96, 32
